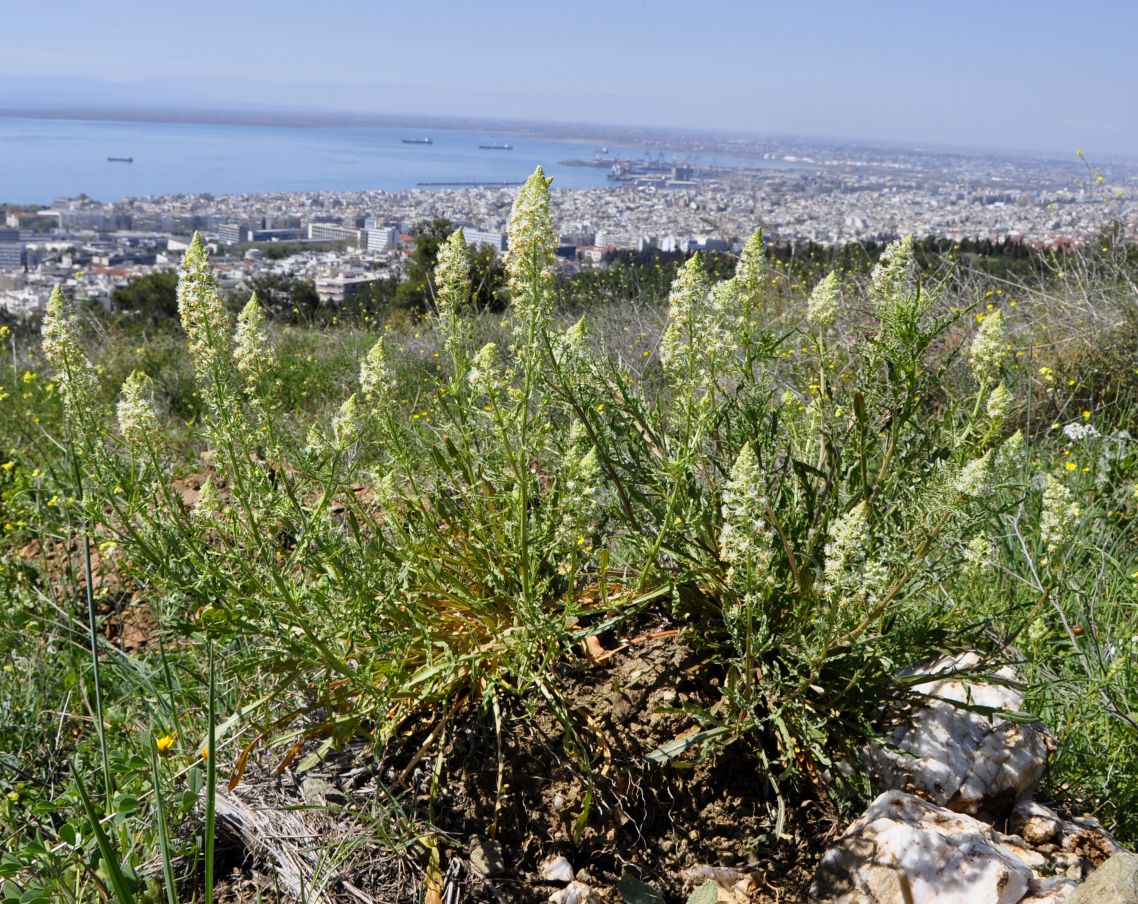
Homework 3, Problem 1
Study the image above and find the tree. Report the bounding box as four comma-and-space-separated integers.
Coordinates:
394, 218, 505, 312
111, 272, 179, 324
468, 242, 507, 313
340, 276, 399, 320
394, 218, 454, 311
239, 273, 321, 323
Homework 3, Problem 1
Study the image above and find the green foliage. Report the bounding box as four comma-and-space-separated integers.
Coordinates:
394, 217, 505, 311
235, 272, 321, 323
686, 881, 720, 904
30, 178, 1026, 794
112, 272, 180, 325
5, 171, 1138, 901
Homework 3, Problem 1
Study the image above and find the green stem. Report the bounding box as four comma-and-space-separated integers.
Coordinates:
81, 531, 112, 803
66, 438, 113, 804
204, 638, 217, 904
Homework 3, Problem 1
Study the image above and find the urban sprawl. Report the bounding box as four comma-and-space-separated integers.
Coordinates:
3, 138, 1136, 316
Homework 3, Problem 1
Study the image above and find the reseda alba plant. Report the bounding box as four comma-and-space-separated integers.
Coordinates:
40, 166, 1060, 816
542, 229, 1041, 800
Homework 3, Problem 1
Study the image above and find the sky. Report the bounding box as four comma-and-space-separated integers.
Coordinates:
1, 0, 1136, 156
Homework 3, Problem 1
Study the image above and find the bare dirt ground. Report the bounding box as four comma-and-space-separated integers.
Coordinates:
209, 626, 833, 903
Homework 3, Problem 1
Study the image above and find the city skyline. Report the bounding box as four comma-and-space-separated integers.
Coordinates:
1, 0, 1136, 157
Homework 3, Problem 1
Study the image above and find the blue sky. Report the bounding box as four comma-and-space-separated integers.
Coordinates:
1, 0, 1135, 155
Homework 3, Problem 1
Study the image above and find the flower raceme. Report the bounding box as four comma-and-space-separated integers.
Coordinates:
41, 286, 99, 423
506, 166, 556, 345
807, 271, 840, 329
955, 450, 993, 498
986, 382, 1013, 422
726, 228, 768, 350
177, 233, 233, 384
719, 443, 775, 588
869, 235, 915, 316
116, 370, 160, 449
867, 236, 932, 364
559, 315, 590, 362
733, 228, 767, 303
360, 336, 397, 410
968, 308, 1007, 386
824, 501, 870, 588
1041, 474, 1081, 554
468, 341, 504, 399
233, 294, 276, 403
558, 443, 604, 548
434, 228, 472, 361
659, 253, 713, 386
332, 393, 364, 448
193, 475, 221, 520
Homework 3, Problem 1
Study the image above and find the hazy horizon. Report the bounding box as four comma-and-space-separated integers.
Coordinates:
3, 87, 1131, 166
1, 0, 1136, 159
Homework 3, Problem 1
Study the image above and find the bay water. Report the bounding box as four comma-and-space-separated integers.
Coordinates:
0, 116, 763, 204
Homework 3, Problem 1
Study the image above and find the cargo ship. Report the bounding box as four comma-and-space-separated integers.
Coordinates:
479, 143, 513, 150
107, 156, 133, 163
402, 137, 433, 144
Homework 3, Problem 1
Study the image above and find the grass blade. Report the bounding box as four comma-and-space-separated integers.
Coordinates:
73, 761, 135, 904
204, 638, 217, 904
148, 734, 180, 904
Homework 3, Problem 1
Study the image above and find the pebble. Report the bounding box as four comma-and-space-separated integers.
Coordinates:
469, 836, 505, 878
549, 880, 600, 904
540, 855, 576, 884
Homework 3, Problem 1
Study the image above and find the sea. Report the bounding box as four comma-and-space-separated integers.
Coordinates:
0, 116, 781, 205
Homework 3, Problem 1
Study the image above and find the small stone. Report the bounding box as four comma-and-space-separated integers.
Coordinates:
997, 832, 1048, 870
301, 777, 346, 807
469, 836, 505, 878
683, 865, 744, 887
1053, 851, 1084, 882
1068, 851, 1138, 904
549, 880, 600, 904
1021, 875, 1077, 904
1011, 800, 1063, 845
540, 855, 575, 884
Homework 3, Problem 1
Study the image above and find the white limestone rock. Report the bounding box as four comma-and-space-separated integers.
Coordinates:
1011, 801, 1064, 846
869, 653, 1053, 814
811, 790, 1036, 904
998, 832, 1048, 871
1020, 876, 1077, 904
540, 855, 576, 884
548, 880, 601, 904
